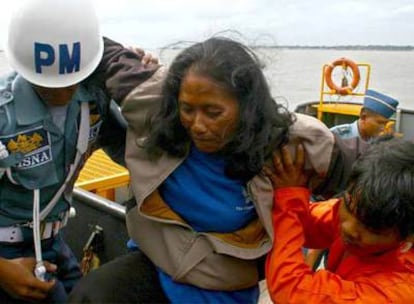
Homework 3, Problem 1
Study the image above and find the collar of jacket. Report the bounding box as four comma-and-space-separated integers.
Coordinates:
11, 75, 95, 126
289, 113, 335, 177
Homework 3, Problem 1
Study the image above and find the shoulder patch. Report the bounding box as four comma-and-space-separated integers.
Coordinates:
0, 126, 53, 170
337, 125, 351, 134
332, 125, 352, 136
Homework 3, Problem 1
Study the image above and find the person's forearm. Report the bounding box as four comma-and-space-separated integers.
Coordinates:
99, 37, 161, 103
265, 188, 386, 304
265, 187, 312, 303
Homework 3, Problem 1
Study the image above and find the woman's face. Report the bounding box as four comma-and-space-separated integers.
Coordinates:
339, 192, 403, 257
178, 71, 240, 153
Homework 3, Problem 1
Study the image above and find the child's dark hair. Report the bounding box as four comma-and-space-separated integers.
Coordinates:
347, 137, 414, 238
144, 37, 293, 180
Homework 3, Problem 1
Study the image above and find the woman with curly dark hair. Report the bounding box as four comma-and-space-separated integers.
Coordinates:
69, 37, 337, 303
145, 37, 293, 180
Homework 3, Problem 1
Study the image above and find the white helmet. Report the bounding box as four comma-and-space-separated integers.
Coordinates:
5, 0, 103, 88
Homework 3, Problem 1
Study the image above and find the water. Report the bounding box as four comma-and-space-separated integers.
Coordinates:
157, 48, 414, 111
1, 48, 413, 111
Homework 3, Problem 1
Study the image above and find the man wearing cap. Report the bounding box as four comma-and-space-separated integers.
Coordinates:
305, 89, 399, 269
320, 89, 400, 194
330, 89, 399, 141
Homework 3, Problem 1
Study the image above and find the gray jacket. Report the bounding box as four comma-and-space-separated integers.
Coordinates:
119, 67, 337, 290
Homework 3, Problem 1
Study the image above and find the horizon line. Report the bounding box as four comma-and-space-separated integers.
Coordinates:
0, 45, 413, 52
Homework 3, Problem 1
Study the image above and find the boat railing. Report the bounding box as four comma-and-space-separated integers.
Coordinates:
73, 187, 126, 219
318, 58, 371, 120
63, 188, 128, 264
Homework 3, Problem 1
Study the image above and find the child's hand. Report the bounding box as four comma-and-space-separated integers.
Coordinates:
263, 144, 310, 189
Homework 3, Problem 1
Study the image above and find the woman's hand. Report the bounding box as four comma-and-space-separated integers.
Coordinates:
263, 144, 310, 189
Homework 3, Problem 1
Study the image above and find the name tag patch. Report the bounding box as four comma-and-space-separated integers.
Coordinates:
0, 126, 53, 169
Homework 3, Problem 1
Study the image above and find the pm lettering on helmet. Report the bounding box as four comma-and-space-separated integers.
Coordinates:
34, 42, 81, 75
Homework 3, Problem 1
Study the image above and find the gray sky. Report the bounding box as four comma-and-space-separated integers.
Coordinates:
1, 0, 414, 49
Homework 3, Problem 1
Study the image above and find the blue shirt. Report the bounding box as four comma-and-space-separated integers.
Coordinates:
330, 120, 360, 139
160, 145, 256, 232
157, 145, 259, 303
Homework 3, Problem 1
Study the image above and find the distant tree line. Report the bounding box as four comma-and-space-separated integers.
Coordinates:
159, 44, 414, 51
255, 45, 414, 51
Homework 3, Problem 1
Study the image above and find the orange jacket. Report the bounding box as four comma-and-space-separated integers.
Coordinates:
266, 187, 414, 304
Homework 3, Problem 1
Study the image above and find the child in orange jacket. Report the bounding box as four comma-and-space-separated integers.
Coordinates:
264, 138, 414, 303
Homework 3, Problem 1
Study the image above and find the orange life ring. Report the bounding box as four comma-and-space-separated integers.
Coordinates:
325, 58, 360, 95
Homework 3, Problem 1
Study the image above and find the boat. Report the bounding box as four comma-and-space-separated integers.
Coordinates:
294, 57, 414, 140
62, 188, 128, 267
